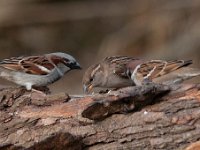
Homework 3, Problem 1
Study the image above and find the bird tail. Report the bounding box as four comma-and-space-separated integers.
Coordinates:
154, 67, 200, 85
179, 60, 193, 68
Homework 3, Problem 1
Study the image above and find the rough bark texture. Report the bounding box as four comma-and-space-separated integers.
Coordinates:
0, 83, 200, 150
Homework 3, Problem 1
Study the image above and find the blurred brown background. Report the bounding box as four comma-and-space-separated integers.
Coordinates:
0, 0, 200, 94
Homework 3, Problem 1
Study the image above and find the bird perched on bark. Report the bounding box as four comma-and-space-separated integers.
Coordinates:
82, 56, 200, 93
0, 52, 81, 91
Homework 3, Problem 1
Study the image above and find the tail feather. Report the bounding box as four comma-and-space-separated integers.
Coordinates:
179, 60, 193, 68
154, 67, 200, 85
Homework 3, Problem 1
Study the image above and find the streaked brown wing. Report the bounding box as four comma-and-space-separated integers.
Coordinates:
0, 56, 24, 71
137, 60, 192, 80
105, 56, 139, 79
0, 55, 55, 75
22, 56, 55, 73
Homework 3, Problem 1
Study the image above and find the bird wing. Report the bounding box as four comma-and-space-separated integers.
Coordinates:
0, 55, 55, 75
133, 60, 192, 80
104, 56, 139, 79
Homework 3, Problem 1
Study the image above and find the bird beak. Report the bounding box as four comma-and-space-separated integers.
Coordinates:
74, 65, 82, 69
73, 63, 82, 69
83, 84, 93, 94
68, 62, 82, 70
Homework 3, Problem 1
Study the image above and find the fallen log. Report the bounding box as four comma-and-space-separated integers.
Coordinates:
0, 83, 200, 150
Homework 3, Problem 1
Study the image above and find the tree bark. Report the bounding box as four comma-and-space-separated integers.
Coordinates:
0, 83, 200, 150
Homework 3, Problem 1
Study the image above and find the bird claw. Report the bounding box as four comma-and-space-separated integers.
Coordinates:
32, 86, 51, 94
99, 89, 109, 94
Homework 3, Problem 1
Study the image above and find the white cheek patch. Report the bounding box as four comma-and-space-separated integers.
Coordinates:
55, 66, 64, 76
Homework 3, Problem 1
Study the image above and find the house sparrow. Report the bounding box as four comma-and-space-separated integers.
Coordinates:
0, 52, 81, 91
127, 59, 200, 86
82, 56, 200, 93
82, 56, 137, 93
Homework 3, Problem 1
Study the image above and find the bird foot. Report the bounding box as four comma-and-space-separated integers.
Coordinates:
23, 87, 49, 100
32, 86, 51, 94
26, 89, 47, 101
99, 89, 110, 94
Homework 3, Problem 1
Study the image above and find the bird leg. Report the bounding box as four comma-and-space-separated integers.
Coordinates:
24, 86, 50, 100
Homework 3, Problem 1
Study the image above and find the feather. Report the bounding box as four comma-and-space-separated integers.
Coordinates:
0, 55, 55, 75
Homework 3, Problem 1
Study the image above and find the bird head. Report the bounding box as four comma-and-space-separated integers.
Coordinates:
82, 63, 104, 94
47, 52, 81, 75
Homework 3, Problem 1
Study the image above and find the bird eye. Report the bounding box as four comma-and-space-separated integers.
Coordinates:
90, 78, 93, 82
63, 58, 69, 63
70, 62, 76, 66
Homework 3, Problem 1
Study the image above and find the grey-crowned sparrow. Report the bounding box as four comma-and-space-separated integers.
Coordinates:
0, 52, 81, 90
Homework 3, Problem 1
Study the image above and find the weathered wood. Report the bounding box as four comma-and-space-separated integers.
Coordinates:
0, 83, 200, 150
